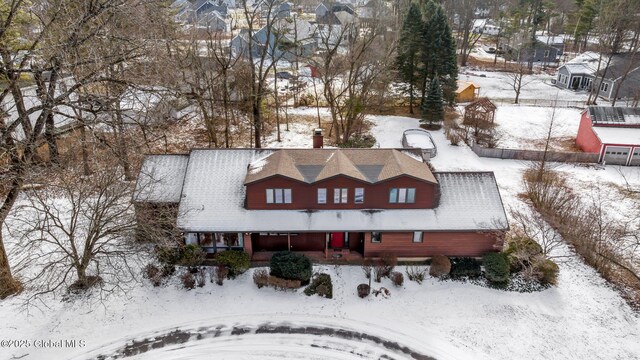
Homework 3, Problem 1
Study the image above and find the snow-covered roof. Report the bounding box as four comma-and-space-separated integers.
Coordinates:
456, 81, 479, 93
134, 154, 190, 203
592, 126, 640, 146
536, 34, 565, 45
588, 106, 640, 125
244, 149, 437, 185
145, 149, 509, 232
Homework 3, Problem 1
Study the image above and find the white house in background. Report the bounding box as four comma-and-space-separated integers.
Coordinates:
472, 19, 500, 36
114, 87, 178, 127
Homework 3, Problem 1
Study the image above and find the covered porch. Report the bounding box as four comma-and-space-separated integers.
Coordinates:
245, 231, 365, 261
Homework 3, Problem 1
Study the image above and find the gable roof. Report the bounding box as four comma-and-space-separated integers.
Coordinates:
134, 150, 508, 232
456, 81, 479, 93
588, 106, 640, 126
244, 149, 437, 185
134, 154, 190, 203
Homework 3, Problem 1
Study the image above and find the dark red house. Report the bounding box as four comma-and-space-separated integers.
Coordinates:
576, 106, 640, 166
134, 147, 508, 261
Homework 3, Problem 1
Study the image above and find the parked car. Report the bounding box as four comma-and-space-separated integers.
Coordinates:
276, 71, 293, 79
402, 129, 437, 159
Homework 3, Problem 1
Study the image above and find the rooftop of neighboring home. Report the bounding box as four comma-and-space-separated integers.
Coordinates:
561, 52, 640, 80
133, 149, 508, 233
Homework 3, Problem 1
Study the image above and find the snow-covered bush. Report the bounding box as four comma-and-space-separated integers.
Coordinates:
530, 256, 559, 285
181, 272, 195, 290
406, 266, 427, 283
270, 252, 312, 284
390, 272, 404, 287
357, 284, 370, 298
449, 258, 482, 279
483, 253, 510, 285
505, 236, 543, 272
195, 268, 206, 287
374, 254, 397, 282
215, 265, 228, 286
429, 255, 451, 278
253, 269, 269, 288
215, 250, 250, 278
304, 273, 333, 299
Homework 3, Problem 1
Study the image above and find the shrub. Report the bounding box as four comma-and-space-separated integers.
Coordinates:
215, 265, 229, 286
195, 268, 206, 287
361, 259, 374, 279
406, 266, 427, 284
531, 257, 559, 285
429, 255, 451, 278
449, 257, 482, 278
390, 272, 404, 287
253, 269, 269, 288
374, 254, 397, 282
215, 250, 251, 278
269, 252, 312, 284
268, 276, 302, 291
181, 272, 195, 290
483, 253, 510, 284
161, 264, 175, 277
156, 246, 181, 265
505, 236, 543, 272
144, 264, 160, 279
304, 273, 333, 299
178, 244, 205, 267
357, 284, 370, 298
337, 134, 376, 148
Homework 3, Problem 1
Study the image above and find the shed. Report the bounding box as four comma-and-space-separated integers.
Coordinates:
576, 106, 640, 166
455, 81, 480, 103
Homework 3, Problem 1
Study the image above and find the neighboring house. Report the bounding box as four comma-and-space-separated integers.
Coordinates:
455, 81, 480, 103
231, 27, 277, 58
197, 10, 230, 32
255, 0, 292, 19
277, 19, 318, 60
556, 52, 640, 100
511, 40, 562, 64
472, 19, 500, 36
114, 87, 178, 127
316, 3, 356, 24
315, 3, 329, 20
134, 143, 509, 260
576, 106, 640, 166
172, 0, 232, 30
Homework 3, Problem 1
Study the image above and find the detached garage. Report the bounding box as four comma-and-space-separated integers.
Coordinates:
576, 106, 640, 166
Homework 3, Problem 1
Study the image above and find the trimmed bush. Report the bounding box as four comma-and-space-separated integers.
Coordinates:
357, 284, 370, 298
449, 257, 482, 278
215, 250, 251, 278
505, 236, 543, 272
304, 273, 333, 298
390, 272, 404, 287
215, 265, 229, 286
156, 246, 181, 265
483, 253, 510, 284
195, 268, 206, 287
429, 255, 451, 278
179, 244, 205, 267
406, 266, 427, 284
253, 269, 269, 288
181, 272, 195, 290
269, 252, 312, 284
268, 276, 302, 291
374, 254, 397, 282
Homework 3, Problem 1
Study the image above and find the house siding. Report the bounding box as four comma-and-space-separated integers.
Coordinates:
576, 112, 602, 153
363, 231, 504, 258
245, 175, 437, 210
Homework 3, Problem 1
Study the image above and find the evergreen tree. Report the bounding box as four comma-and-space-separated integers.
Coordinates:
421, 77, 444, 127
419, 1, 457, 105
396, 3, 424, 114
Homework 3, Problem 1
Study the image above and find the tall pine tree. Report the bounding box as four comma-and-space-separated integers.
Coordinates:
396, 3, 423, 114
421, 77, 444, 127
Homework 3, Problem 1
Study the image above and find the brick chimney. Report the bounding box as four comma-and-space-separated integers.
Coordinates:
313, 128, 323, 149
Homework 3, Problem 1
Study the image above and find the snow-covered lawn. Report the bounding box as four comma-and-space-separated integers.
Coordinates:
2, 113, 640, 360
459, 70, 590, 102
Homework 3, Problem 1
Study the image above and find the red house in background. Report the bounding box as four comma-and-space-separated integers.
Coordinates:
134, 143, 508, 261
576, 106, 640, 166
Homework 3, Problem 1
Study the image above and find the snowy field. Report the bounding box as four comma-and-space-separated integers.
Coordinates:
458, 70, 590, 102
490, 106, 583, 150
2, 112, 640, 360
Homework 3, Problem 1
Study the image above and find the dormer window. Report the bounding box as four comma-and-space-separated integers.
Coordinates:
354, 188, 364, 204
266, 188, 292, 204
334, 188, 348, 203
389, 188, 416, 204
317, 188, 327, 204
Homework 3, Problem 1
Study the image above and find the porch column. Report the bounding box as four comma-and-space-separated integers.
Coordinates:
287, 233, 291, 251
243, 233, 253, 257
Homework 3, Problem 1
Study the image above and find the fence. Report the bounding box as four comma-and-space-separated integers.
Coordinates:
490, 98, 587, 108
471, 143, 599, 163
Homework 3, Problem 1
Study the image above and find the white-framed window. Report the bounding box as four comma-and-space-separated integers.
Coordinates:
413, 231, 423, 243
600, 82, 609, 92
544, 49, 550, 58
389, 188, 416, 203
334, 188, 348, 203
371, 232, 381, 243
266, 188, 292, 204
317, 188, 327, 204
354, 188, 364, 204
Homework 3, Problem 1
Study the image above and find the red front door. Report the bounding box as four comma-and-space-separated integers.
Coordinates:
330, 232, 344, 248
